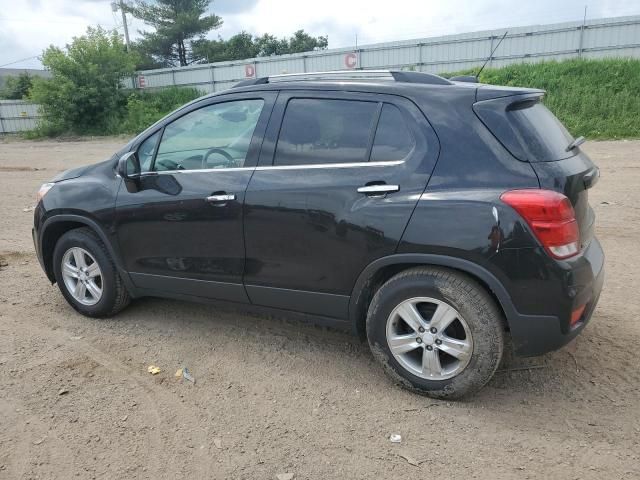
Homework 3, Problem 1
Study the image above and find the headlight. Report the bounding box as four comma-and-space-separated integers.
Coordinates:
36, 182, 55, 204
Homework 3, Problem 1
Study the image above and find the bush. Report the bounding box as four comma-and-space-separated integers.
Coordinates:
121, 87, 203, 134
442, 58, 640, 139
0, 73, 33, 100
30, 27, 137, 136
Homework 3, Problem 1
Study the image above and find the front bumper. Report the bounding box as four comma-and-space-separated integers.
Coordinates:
509, 237, 605, 357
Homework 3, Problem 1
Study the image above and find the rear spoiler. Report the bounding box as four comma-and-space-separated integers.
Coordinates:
475, 85, 545, 102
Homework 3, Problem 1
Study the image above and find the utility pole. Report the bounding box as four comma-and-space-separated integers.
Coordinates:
578, 5, 587, 58
118, 0, 131, 50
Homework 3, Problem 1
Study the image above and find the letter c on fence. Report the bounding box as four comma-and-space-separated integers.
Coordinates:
344, 53, 357, 69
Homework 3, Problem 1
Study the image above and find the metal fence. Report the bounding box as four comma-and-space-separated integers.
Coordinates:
126, 14, 640, 94
0, 100, 40, 133
3, 14, 640, 133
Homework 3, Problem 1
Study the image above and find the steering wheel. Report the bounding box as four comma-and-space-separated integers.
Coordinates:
155, 158, 185, 171
203, 148, 235, 169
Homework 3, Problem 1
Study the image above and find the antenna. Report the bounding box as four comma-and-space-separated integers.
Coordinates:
476, 30, 508, 79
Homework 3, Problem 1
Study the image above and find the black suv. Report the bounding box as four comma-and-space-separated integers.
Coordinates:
33, 70, 604, 398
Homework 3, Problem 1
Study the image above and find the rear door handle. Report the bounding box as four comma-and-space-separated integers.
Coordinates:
357, 184, 400, 195
206, 193, 236, 203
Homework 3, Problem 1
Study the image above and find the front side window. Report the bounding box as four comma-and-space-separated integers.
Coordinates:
137, 130, 161, 173
273, 98, 379, 166
153, 99, 264, 171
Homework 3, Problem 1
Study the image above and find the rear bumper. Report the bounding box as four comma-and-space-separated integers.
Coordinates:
509, 238, 605, 357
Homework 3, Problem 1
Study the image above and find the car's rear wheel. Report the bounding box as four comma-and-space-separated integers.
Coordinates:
53, 228, 130, 317
366, 267, 505, 399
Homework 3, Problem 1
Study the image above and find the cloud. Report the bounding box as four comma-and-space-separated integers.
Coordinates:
211, 0, 259, 15
0, 0, 638, 68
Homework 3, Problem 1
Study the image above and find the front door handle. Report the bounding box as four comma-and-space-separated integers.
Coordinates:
357, 184, 400, 195
206, 193, 236, 203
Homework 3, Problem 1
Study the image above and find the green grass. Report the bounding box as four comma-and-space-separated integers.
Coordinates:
442, 58, 640, 139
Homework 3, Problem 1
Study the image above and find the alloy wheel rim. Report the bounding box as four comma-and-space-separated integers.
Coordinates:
61, 247, 103, 306
385, 297, 473, 380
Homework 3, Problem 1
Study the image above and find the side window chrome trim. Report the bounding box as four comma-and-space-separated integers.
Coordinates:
145, 159, 405, 175
256, 160, 404, 171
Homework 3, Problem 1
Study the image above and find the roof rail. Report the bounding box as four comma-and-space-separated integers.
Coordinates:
232, 70, 452, 88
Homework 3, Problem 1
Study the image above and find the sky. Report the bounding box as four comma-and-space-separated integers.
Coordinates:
1, 0, 639, 69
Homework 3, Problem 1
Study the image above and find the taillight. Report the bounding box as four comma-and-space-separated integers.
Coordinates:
570, 304, 587, 327
500, 189, 580, 259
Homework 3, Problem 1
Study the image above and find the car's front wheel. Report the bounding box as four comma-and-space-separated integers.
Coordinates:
366, 267, 505, 399
52, 227, 130, 317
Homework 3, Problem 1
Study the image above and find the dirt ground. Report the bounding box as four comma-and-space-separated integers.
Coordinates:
0, 136, 638, 480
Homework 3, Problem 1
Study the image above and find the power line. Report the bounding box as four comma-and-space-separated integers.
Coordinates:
0, 55, 40, 68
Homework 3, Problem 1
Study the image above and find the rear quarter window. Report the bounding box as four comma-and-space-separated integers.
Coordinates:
370, 104, 415, 162
474, 97, 576, 162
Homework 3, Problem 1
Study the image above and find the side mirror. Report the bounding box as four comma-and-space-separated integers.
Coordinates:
117, 151, 141, 179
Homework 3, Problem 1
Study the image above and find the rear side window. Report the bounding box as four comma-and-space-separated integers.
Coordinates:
371, 104, 415, 162
274, 98, 378, 166
474, 97, 575, 162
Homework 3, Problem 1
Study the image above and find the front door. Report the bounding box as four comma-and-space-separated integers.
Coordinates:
243, 91, 440, 318
115, 92, 276, 302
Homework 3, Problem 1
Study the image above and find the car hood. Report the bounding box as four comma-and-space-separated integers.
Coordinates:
51, 158, 114, 182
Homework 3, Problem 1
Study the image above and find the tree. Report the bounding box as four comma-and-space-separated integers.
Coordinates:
0, 73, 33, 99
288, 30, 328, 54
126, 0, 221, 67
30, 27, 137, 135
191, 29, 329, 64
254, 34, 289, 57
223, 32, 259, 61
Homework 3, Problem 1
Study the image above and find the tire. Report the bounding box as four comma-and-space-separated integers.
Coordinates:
366, 266, 505, 399
52, 227, 130, 318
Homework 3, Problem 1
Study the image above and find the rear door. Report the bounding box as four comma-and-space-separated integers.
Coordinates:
242, 90, 440, 319
115, 92, 276, 301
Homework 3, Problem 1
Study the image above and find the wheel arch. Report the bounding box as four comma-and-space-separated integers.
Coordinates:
349, 254, 517, 338
40, 215, 129, 288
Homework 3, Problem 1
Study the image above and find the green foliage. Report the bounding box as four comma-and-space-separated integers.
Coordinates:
442, 59, 640, 139
192, 29, 328, 63
126, 0, 222, 67
0, 73, 33, 99
30, 27, 137, 136
288, 30, 328, 54
121, 86, 202, 134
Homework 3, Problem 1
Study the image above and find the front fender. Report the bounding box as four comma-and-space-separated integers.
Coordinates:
38, 214, 137, 296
